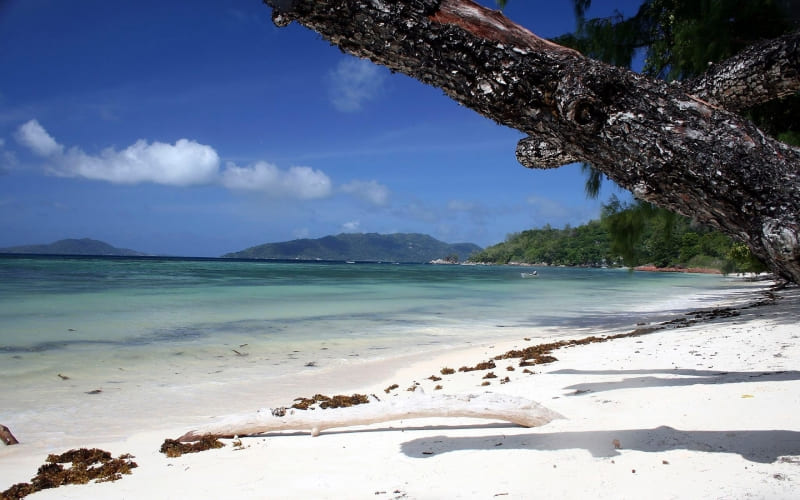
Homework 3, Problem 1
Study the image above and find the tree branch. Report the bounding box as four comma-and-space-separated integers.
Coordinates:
263, 0, 800, 283
178, 392, 564, 441
687, 31, 800, 112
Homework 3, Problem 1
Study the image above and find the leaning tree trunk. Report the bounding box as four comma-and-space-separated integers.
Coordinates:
264, 0, 800, 284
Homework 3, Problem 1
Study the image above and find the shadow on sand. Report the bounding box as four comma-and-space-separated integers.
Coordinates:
551, 368, 800, 395
400, 426, 800, 464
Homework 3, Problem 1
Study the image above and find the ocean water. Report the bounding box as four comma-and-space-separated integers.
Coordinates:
0, 255, 768, 447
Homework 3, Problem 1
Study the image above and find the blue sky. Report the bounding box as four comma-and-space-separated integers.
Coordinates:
0, 0, 642, 256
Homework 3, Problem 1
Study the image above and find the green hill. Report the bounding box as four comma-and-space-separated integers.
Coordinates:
223, 233, 481, 263
0, 238, 147, 256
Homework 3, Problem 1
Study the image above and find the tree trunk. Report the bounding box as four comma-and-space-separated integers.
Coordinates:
178, 392, 563, 441
263, 0, 800, 283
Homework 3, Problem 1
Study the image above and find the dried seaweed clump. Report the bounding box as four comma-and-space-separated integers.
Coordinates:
291, 393, 369, 410
440, 367, 456, 375
160, 435, 224, 458
458, 360, 496, 372
1, 448, 137, 499
384, 383, 399, 393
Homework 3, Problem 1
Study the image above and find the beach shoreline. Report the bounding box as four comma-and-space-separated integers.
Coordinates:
2, 281, 799, 499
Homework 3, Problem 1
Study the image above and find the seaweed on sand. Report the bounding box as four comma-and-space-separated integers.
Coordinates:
291, 393, 370, 410
160, 435, 225, 458
458, 360, 496, 372
1, 448, 137, 499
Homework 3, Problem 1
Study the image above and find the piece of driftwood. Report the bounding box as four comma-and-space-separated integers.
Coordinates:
179, 392, 563, 441
1, 424, 19, 445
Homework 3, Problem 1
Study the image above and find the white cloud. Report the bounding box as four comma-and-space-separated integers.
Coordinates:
221, 161, 332, 199
13, 119, 339, 200
328, 57, 385, 112
526, 195, 570, 219
341, 220, 361, 232
15, 119, 64, 157
61, 139, 220, 186
0, 138, 15, 174
447, 200, 476, 211
341, 179, 389, 205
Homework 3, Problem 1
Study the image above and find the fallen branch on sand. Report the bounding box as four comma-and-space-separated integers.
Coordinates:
178, 392, 563, 442
1, 424, 19, 446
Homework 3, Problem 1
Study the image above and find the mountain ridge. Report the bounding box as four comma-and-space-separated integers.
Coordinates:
0, 238, 147, 256
223, 233, 481, 263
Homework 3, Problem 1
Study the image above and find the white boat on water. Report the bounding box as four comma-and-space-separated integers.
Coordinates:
520, 271, 538, 278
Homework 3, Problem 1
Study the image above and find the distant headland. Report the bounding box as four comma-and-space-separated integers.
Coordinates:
222, 233, 481, 263
0, 238, 147, 257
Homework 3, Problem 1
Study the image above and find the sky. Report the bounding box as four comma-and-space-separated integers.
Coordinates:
0, 0, 643, 257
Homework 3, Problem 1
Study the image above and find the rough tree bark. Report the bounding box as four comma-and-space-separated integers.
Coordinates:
263, 0, 800, 284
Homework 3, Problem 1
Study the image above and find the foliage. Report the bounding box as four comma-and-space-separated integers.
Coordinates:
548, 0, 800, 266
469, 199, 765, 273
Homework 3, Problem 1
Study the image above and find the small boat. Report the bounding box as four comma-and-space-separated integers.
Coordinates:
520, 271, 538, 278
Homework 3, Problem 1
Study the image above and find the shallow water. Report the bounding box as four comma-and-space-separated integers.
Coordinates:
0, 255, 768, 447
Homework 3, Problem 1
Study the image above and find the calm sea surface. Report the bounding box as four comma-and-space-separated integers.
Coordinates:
0, 255, 768, 447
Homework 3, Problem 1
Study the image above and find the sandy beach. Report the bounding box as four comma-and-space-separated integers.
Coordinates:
2, 282, 799, 499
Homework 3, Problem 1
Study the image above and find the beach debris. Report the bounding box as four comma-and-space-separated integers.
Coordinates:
0, 448, 137, 499
57, 373, 70, 380
483, 372, 497, 379
613, 439, 622, 449
160, 435, 225, 457
428, 375, 442, 381
440, 367, 455, 375
304, 361, 317, 367
232, 349, 248, 357
500, 377, 511, 384
481, 381, 491, 386
1, 424, 19, 446
434, 385, 443, 390
291, 393, 370, 410
85, 389, 102, 395
384, 384, 399, 393
177, 392, 564, 441
459, 360, 496, 372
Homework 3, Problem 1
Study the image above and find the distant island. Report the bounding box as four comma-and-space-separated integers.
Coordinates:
0, 238, 147, 257
223, 233, 481, 263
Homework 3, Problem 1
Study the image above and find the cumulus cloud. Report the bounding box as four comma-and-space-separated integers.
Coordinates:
15, 120, 219, 186
221, 161, 332, 199
341, 179, 389, 205
62, 139, 220, 186
341, 220, 361, 232
15, 119, 64, 157
328, 57, 385, 112
13, 119, 345, 201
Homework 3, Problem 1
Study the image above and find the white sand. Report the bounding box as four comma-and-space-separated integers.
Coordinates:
2, 284, 799, 499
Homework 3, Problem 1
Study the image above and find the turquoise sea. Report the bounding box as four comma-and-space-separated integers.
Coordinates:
0, 255, 769, 447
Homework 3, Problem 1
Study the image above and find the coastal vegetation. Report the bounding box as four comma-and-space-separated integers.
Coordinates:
469, 198, 766, 273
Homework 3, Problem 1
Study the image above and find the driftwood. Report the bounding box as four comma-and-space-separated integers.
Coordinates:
178, 392, 563, 441
1, 424, 19, 445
